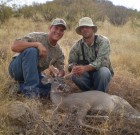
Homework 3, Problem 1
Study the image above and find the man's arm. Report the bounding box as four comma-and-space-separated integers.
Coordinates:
68, 44, 79, 72
11, 40, 47, 57
11, 40, 38, 52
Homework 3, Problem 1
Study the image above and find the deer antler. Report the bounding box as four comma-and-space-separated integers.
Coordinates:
48, 59, 60, 77
49, 59, 73, 79
64, 72, 73, 79
49, 65, 59, 77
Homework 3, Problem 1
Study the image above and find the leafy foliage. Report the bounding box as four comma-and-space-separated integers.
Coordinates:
0, 4, 13, 23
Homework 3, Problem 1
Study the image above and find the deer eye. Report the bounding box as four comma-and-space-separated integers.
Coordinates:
54, 78, 58, 82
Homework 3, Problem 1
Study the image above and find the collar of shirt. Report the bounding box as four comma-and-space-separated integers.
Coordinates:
81, 38, 94, 47
46, 35, 58, 48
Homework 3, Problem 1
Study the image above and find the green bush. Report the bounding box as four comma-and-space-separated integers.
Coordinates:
0, 4, 13, 23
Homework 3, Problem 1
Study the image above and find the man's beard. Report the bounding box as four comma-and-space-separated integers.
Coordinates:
83, 35, 92, 39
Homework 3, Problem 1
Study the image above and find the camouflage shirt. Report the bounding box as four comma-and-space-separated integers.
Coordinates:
15, 32, 64, 71
68, 35, 114, 75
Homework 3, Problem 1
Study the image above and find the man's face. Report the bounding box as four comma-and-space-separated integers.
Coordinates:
79, 26, 94, 38
49, 25, 65, 41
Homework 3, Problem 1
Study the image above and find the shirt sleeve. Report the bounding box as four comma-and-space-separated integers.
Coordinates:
16, 34, 36, 42
15, 32, 47, 42
90, 38, 111, 70
68, 43, 79, 71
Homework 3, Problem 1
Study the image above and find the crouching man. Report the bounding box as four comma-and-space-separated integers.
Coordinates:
68, 17, 114, 92
9, 18, 67, 98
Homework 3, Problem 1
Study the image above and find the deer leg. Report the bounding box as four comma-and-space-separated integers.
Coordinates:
86, 115, 109, 120
77, 108, 108, 132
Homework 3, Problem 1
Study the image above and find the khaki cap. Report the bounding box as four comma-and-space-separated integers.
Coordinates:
51, 18, 67, 30
76, 17, 97, 35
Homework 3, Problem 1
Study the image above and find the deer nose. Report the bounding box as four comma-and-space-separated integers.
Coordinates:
57, 84, 64, 90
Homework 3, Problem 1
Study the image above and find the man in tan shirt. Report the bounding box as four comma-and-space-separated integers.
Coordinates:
9, 18, 67, 98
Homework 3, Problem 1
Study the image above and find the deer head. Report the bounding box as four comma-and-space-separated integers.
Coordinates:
41, 65, 70, 93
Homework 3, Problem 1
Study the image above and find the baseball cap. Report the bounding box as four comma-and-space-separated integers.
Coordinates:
51, 18, 67, 30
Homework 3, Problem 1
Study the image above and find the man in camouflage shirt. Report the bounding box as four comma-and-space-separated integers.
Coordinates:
9, 18, 67, 98
68, 17, 114, 92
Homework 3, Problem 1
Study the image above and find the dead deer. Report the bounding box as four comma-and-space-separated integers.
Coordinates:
45, 65, 140, 131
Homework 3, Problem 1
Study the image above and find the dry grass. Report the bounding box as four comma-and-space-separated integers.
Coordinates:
0, 18, 140, 135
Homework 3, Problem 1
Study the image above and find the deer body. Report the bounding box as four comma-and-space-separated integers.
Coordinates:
50, 80, 140, 131
51, 90, 115, 112
48, 65, 139, 131
51, 87, 139, 117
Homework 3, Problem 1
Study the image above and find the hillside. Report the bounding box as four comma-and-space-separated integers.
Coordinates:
1, 0, 140, 26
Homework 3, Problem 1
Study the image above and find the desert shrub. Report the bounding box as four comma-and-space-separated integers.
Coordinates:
0, 4, 13, 23
107, 6, 130, 26
39, 3, 63, 22
20, 5, 35, 19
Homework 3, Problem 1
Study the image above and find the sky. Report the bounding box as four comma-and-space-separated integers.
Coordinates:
3, 0, 140, 11
109, 0, 140, 11
4, 0, 52, 6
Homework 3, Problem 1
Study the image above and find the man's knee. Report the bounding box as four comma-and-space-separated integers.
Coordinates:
98, 67, 112, 79
23, 47, 38, 57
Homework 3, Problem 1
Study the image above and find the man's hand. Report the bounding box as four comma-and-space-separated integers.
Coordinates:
36, 42, 47, 57
49, 65, 65, 77
72, 65, 86, 75
72, 65, 95, 75
58, 70, 65, 77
